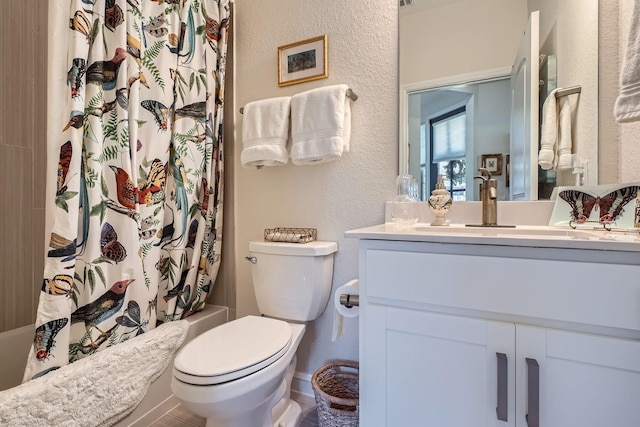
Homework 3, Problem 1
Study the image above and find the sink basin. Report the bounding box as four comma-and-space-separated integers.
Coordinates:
413, 224, 601, 239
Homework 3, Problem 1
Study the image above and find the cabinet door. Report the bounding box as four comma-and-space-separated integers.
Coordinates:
516, 325, 640, 427
363, 306, 515, 426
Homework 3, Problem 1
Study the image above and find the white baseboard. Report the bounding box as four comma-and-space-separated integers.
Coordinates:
292, 371, 314, 398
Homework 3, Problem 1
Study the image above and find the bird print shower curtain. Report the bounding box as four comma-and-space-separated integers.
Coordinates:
23, 0, 229, 381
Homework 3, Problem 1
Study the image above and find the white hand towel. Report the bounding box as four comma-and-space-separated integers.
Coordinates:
555, 96, 573, 170
615, 0, 640, 123
241, 97, 291, 168
538, 89, 559, 170
290, 84, 351, 165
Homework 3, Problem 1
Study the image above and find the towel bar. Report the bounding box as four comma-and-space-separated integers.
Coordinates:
239, 88, 358, 114
555, 85, 581, 98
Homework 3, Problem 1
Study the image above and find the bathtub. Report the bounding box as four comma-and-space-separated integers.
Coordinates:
0, 304, 228, 426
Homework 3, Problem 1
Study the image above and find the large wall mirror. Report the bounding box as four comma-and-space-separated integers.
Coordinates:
399, 0, 599, 201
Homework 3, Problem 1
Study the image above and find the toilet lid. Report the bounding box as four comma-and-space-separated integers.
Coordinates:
173, 315, 292, 385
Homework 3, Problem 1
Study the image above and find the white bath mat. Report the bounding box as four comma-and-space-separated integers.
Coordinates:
0, 320, 188, 427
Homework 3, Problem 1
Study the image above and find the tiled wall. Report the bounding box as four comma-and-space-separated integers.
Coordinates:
0, 1, 48, 333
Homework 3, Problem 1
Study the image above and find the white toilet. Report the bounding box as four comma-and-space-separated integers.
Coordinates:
171, 240, 338, 427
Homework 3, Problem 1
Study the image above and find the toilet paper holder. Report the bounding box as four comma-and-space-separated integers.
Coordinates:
339, 294, 359, 308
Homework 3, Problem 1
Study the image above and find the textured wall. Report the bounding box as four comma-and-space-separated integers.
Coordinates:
599, 0, 640, 184
235, 0, 398, 390
0, 1, 48, 333
617, 1, 640, 183
400, 0, 527, 85
598, 0, 620, 184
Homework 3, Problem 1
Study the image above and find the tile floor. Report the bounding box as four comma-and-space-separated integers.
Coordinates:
149, 393, 319, 427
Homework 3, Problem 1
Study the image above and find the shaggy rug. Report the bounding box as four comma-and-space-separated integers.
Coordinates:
0, 320, 188, 426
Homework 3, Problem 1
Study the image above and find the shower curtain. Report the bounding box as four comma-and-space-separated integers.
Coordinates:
23, 0, 229, 381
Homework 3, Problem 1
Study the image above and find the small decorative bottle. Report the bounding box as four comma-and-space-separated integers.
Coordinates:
428, 174, 453, 226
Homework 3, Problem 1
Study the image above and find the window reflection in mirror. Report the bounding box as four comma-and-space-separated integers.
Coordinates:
408, 77, 511, 201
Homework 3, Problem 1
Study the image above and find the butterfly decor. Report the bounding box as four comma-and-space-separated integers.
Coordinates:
42, 274, 74, 297
34, 318, 69, 361
187, 219, 199, 248
69, 9, 92, 40
115, 300, 147, 337
141, 100, 170, 131
551, 183, 640, 229
176, 284, 191, 312
56, 141, 73, 196
137, 158, 167, 206
105, 0, 124, 32
139, 215, 158, 240
100, 222, 127, 263
147, 294, 158, 318
142, 13, 168, 46
198, 177, 210, 217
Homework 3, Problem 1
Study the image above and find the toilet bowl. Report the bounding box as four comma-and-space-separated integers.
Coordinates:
171, 240, 338, 427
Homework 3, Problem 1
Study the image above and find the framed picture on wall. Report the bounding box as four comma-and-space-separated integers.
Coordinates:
278, 35, 328, 87
481, 153, 503, 176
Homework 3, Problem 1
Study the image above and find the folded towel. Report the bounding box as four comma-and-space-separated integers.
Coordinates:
241, 97, 291, 168
615, 0, 640, 123
538, 89, 559, 170
555, 96, 573, 170
290, 84, 351, 165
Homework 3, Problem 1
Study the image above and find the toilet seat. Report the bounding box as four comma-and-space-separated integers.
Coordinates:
173, 315, 292, 386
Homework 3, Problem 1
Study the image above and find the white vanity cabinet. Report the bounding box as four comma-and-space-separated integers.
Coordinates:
348, 230, 640, 427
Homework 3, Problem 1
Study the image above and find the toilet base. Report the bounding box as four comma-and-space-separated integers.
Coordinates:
273, 399, 302, 427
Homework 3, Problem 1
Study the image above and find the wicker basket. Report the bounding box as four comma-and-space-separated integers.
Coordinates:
264, 227, 317, 243
311, 360, 359, 427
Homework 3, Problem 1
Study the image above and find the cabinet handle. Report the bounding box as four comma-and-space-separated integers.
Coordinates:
525, 358, 540, 427
496, 352, 508, 421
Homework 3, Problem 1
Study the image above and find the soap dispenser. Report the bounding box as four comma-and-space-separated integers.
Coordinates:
428, 174, 452, 226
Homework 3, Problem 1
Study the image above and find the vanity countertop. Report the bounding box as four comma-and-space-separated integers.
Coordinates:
345, 223, 640, 252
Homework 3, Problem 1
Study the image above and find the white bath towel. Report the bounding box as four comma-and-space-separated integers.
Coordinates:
615, 0, 640, 123
241, 97, 291, 168
538, 90, 573, 170
538, 89, 559, 170
0, 320, 188, 427
290, 84, 351, 165
555, 96, 573, 171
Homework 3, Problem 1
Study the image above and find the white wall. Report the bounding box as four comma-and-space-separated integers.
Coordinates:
235, 0, 398, 393
400, 0, 527, 85
618, 1, 640, 183
598, 0, 640, 185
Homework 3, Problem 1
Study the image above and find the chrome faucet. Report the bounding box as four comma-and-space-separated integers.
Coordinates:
474, 168, 498, 226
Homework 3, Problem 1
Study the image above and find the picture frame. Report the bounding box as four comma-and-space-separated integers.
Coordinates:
481, 153, 503, 176
278, 35, 328, 87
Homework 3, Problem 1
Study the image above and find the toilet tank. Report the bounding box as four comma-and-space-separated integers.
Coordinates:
249, 241, 338, 322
